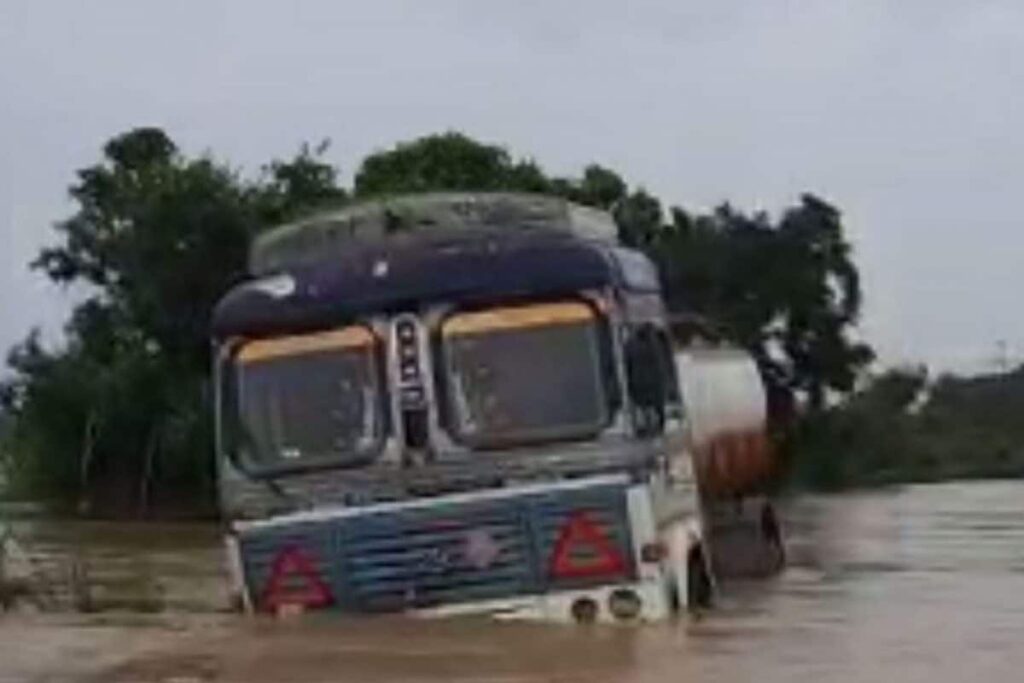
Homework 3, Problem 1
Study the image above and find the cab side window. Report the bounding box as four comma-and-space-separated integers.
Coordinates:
656, 329, 683, 420
625, 325, 681, 436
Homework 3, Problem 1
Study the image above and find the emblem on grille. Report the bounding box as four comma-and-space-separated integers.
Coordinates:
417, 547, 456, 575
463, 529, 501, 569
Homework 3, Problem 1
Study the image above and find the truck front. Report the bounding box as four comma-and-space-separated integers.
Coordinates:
212, 195, 694, 622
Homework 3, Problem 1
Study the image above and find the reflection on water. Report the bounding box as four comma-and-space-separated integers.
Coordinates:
3, 479, 1024, 682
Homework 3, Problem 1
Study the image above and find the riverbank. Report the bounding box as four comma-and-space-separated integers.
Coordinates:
0, 488, 219, 522
1, 517, 227, 616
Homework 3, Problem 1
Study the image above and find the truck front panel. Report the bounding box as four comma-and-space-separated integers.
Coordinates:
235, 477, 637, 614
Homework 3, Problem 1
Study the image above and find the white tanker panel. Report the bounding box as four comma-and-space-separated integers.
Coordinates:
675, 348, 774, 497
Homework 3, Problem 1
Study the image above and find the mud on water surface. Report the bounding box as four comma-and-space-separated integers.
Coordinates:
4, 480, 1024, 683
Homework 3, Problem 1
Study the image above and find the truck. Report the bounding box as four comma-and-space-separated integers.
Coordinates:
211, 193, 782, 623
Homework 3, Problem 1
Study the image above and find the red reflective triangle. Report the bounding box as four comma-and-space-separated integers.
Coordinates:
260, 545, 334, 611
549, 511, 627, 579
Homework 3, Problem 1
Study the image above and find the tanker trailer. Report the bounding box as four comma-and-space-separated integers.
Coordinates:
675, 346, 785, 577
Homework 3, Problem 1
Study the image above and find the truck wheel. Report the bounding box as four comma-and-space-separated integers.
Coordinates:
760, 503, 786, 573
227, 591, 246, 613
687, 548, 713, 610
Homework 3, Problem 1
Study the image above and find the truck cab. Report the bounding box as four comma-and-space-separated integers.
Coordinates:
212, 193, 778, 622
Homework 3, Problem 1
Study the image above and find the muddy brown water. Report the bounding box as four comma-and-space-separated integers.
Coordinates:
3, 479, 1024, 682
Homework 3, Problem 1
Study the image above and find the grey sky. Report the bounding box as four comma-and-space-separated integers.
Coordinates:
2, 0, 1022, 372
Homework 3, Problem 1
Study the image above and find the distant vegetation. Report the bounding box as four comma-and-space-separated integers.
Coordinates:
788, 366, 1024, 489
1, 128, 871, 516
0, 410, 11, 497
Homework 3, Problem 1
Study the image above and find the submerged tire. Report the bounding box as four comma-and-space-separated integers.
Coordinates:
760, 503, 786, 574
687, 548, 713, 610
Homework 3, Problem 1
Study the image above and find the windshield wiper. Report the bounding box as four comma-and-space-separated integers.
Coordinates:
232, 422, 317, 512
261, 476, 314, 512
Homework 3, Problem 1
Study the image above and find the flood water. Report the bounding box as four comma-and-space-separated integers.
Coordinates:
3, 479, 1024, 682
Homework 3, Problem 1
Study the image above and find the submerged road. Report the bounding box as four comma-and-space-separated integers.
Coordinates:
3, 479, 1024, 682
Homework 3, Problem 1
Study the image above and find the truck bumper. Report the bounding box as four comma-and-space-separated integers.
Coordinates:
414, 576, 673, 624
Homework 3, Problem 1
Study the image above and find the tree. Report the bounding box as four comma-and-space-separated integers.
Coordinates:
4, 128, 874, 513
649, 196, 873, 416
351, 133, 872, 416
3, 128, 346, 514
354, 132, 549, 197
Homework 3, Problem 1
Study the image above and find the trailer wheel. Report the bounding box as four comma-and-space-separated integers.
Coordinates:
687, 547, 713, 610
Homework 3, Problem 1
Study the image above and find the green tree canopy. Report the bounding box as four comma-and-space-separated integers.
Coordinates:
353, 133, 872, 416
3, 128, 346, 513
2, 128, 873, 514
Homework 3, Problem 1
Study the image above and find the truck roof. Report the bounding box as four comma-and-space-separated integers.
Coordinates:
214, 231, 625, 339
250, 192, 619, 276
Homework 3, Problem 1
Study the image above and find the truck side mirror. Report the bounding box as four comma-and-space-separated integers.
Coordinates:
625, 327, 667, 436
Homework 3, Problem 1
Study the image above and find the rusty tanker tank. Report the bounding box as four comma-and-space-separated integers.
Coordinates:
675, 346, 776, 500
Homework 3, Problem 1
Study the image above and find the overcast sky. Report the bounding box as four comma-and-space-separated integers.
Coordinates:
2, 1, 1022, 372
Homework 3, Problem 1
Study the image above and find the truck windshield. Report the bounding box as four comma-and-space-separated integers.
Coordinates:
232, 326, 385, 472
440, 301, 612, 448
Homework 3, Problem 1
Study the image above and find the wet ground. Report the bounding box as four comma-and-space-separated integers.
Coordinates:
3, 479, 1024, 682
